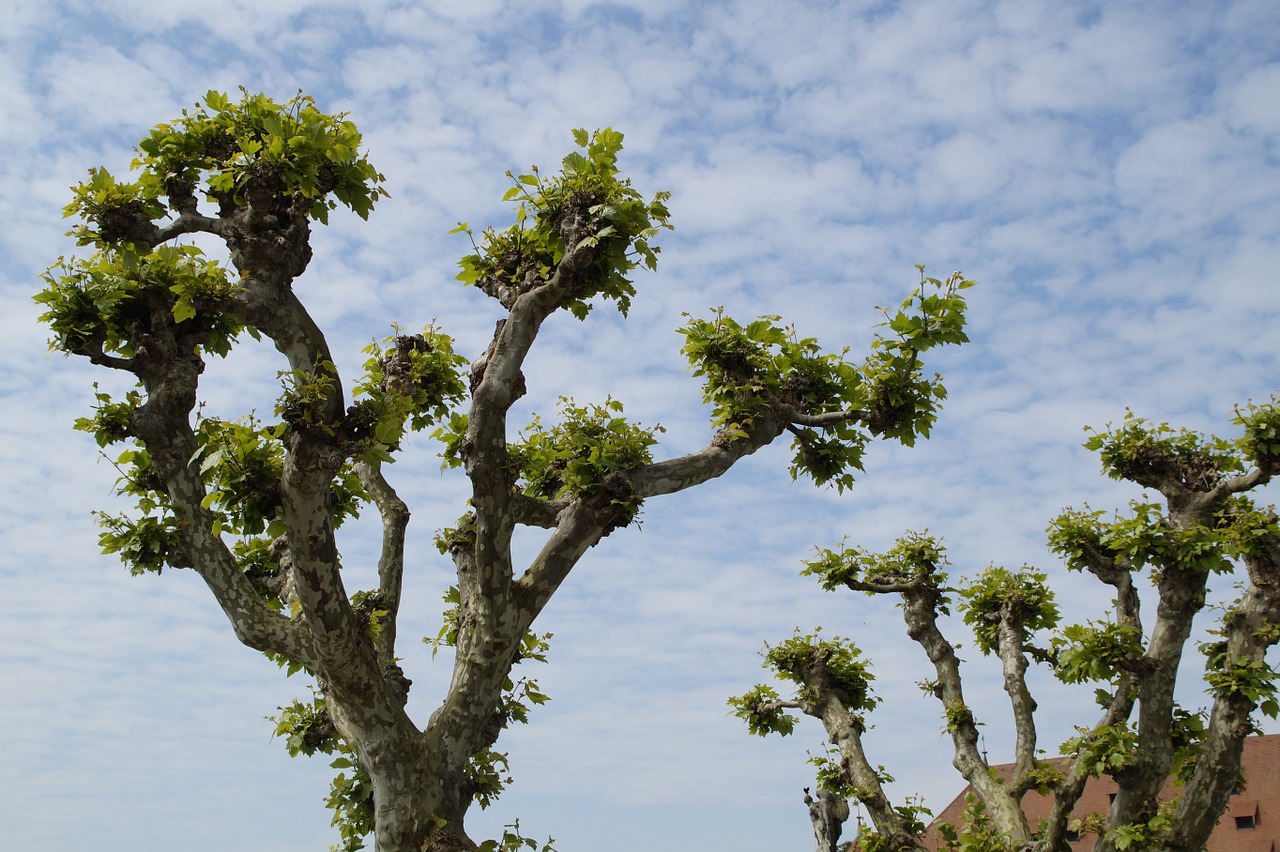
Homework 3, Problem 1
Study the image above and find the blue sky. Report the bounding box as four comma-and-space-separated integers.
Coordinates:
2, 1, 1279, 850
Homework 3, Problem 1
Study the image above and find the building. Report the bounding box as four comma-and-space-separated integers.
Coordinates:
920, 734, 1279, 851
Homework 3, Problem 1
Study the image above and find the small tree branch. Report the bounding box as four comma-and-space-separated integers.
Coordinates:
355, 459, 410, 659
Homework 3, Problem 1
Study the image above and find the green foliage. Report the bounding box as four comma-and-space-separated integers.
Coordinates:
1168, 708, 1209, 783
469, 747, 515, 810
1102, 800, 1176, 851
272, 695, 340, 757
1218, 497, 1280, 560
95, 511, 179, 575
275, 361, 340, 433
679, 270, 973, 491
193, 414, 367, 538
728, 684, 798, 737
505, 398, 661, 531
350, 327, 468, 462
855, 796, 934, 852
1233, 395, 1280, 471
802, 532, 949, 602
958, 566, 1059, 655
61, 166, 167, 249
764, 630, 879, 714
36, 244, 248, 359
943, 700, 975, 735
132, 88, 385, 227
1061, 722, 1139, 778
1047, 499, 1235, 578
195, 416, 286, 536
1202, 641, 1280, 718
350, 589, 391, 644
1050, 621, 1144, 685
325, 757, 376, 852
453, 127, 672, 319
1084, 411, 1242, 492
426, 584, 463, 655
83, 421, 181, 575
934, 795, 1010, 852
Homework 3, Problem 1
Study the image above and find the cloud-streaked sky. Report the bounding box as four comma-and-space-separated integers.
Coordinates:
3, 2, 1278, 850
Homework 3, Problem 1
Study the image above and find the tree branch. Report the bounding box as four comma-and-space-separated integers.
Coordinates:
1169, 530, 1280, 851
631, 414, 787, 499
994, 613, 1040, 796
355, 459, 410, 659
515, 500, 605, 620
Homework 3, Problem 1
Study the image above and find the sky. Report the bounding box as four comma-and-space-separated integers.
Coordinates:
2, 1, 1279, 850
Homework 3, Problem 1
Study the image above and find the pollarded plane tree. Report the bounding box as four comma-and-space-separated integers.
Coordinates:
732, 406, 1280, 852
36, 91, 975, 851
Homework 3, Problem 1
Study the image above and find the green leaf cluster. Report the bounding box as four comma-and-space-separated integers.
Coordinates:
958, 566, 1059, 656
935, 795, 1010, 852
453, 127, 672, 319
1084, 411, 1242, 492
1061, 722, 1139, 778
1050, 621, 1144, 685
61, 166, 166, 249
194, 414, 365, 539
857, 796, 935, 852
801, 532, 949, 600
679, 270, 972, 490
96, 511, 179, 575
60, 90, 386, 251
678, 310, 869, 486
146, 89, 385, 224
1047, 501, 1235, 578
469, 747, 515, 810
478, 820, 558, 852
350, 328, 468, 461
1202, 648, 1280, 718
1233, 395, 1280, 472
765, 631, 879, 714
506, 398, 661, 528
79, 408, 181, 575
1102, 801, 1176, 852
36, 244, 248, 359
727, 684, 798, 737
74, 385, 140, 446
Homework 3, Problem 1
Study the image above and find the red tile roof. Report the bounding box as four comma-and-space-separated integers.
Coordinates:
918, 734, 1280, 851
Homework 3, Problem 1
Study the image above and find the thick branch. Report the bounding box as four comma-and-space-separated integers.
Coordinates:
631, 414, 787, 499
514, 499, 606, 618
1168, 534, 1280, 851
995, 614, 1039, 796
